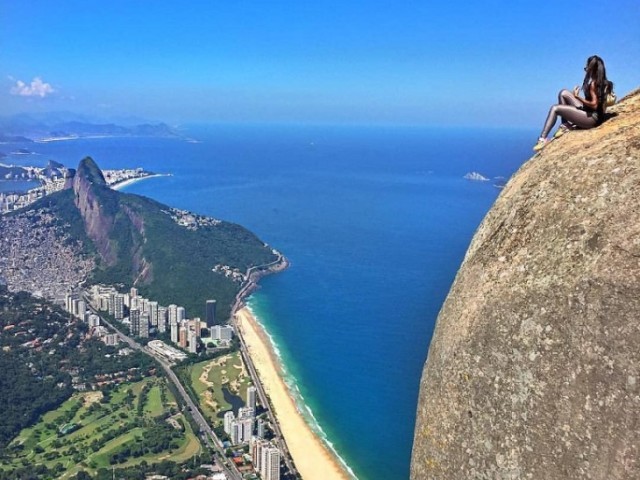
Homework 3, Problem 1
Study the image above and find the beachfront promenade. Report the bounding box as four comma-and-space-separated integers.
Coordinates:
232, 254, 298, 475
234, 313, 297, 475
232, 256, 351, 480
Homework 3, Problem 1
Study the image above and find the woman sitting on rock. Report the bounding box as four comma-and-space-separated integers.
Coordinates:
534, 55, 613, 151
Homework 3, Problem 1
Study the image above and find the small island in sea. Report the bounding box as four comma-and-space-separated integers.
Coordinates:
463, 171, 490, 181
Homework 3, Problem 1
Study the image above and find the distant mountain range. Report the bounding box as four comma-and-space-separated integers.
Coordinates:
0, 112, 182, 142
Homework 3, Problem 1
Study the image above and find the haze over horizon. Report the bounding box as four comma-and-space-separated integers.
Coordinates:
2, 1, 639, 127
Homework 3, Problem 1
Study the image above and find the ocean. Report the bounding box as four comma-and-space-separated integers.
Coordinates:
4, 125, 533, 479
0, 180, 39, 193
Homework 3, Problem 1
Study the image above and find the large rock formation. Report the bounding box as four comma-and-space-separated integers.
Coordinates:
71, 157, 154, 280
72, 157, 119, 266
411, 90, 640, 479
59, 156, 279, 319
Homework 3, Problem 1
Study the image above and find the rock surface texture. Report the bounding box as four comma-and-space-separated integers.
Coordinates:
411, 89, 640, 480
72, 157, 118, 266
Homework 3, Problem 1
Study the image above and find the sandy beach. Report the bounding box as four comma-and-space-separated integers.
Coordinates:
235, 307, 350, 480
111, 173, 168, 190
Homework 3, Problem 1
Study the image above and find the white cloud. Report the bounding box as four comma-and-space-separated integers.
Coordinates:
10, 77, 55, 97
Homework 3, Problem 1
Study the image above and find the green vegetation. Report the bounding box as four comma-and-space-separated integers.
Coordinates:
0, 287, 154, 450
70, 460, 216, 480
36, 156, 278, 320
0, 377, 201, 479
95, 190, 277, 320
179, 351, 253, 426
0, 157, 282, 478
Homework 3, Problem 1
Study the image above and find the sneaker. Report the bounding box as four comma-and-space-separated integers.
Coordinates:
554, 124, 569, 139
533, 138, 548, 152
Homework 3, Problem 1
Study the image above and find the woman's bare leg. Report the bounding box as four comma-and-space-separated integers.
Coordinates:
540, 104, 596, 139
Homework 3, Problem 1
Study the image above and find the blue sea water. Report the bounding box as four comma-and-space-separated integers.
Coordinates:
0, 180, 40, 193
10, 125, 533, 479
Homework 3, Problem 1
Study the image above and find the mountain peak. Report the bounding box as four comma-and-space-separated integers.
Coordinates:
76, 157, 107, 186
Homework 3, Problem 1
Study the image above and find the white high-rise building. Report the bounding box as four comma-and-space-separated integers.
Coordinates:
260, 445, 281, 480
130, 309, 141, 336
188, 329, 198, 353
139, 313, 150, 338
228, 417, 253, 445
65, 293, 73, 313
130, 295, 139, 311
71, 298, 80, 316
99, 296, 108, 311
114, 294, 124, 320
148, 301, 159, 327
157, 306, 167, 332
230, 421, 241, 445
252, 438, 265, 471
170, 321, 179, 344
257, 418, 266, 439
88, 314, 100, 328
176, 306, 186, 322
77, 300, 87, 321
223, 411, 235, 434
240, 417, 254, 443
168, 304, 178, 324
191, 317, 202, 337
247, 386, 257, 410
211, 325, 234, 341
108, 293, 116, 315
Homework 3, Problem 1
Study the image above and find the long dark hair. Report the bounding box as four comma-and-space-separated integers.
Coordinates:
582, 55, 612, 119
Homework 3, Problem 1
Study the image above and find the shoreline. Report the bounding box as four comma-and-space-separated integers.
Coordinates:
235, 306, 352, 480
111, 173, 170, 190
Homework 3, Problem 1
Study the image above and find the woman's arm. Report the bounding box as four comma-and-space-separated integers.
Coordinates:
574, 82, 599, 109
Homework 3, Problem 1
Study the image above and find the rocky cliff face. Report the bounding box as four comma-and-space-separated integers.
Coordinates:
411, 90, 640, 480
71, 157, 154, 283
72, 157, 120, 266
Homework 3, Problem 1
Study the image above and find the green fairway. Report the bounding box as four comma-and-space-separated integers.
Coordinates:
0, 377, 201, 479
188, 351, 254, 426
90, 427, 147, 468
143, 384, 165, 417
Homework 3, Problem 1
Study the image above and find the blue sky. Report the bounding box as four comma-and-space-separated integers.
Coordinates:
1, 1, 639, 126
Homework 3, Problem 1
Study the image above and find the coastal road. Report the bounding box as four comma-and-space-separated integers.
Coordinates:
231, 254, 299, 477
86, 302, 243, 480
234, 320, 298, 477
230, 252, 288, 314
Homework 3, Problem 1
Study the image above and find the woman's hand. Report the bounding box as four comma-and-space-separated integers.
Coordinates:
573, 85, 581, 97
